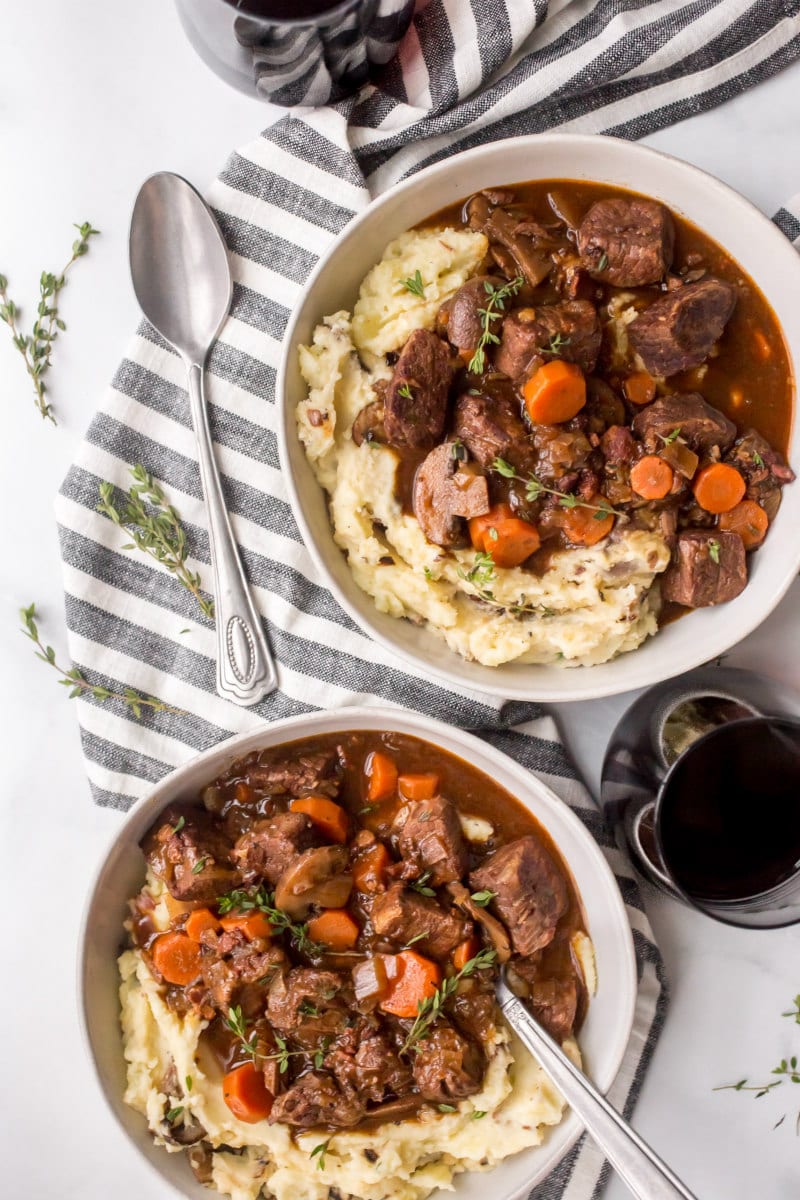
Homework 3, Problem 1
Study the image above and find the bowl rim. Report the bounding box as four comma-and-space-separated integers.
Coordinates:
276, 131, 799, 702
77, 705, 637, 1200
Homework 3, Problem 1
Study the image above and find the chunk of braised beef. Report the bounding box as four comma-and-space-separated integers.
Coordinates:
246, 749, 341, 799
726, 428, 795, 520
628, 277, 737, 377
233, 812, 319, 886
141, 805, 242, 904
370, 882, 472, 958
411, 1023, 483, 1102
269, 1070, 365, 1128
325, 1028, 412, 1105
512, 958, 578, 1043
452, 389, 533, 472
661, 529, 747, 607
469, 836, 567, 957
632, 393, 736, 455
466, 193, 554, 287
266, 968, 351, 1048
449, 984, 497, 1046
412, 443, 490, 548
197, 942, 285, 1016
495, 301, 601, 380
441, 275, 505, 356
384, 329, 453, 449
392, 794, 467, 886
601, 424, 638, 466
577, 197, 675, 287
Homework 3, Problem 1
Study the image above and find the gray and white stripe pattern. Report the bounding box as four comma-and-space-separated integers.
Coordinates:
57, 2, 800, 1196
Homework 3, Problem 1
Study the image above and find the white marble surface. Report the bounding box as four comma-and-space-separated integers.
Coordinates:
1, 2, 799, 1197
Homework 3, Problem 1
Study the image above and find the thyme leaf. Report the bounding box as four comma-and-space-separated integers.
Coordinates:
401, 270, 425, 299
98, 465, 214, 620
217, 886, 322, 955
491, 457, 623, 519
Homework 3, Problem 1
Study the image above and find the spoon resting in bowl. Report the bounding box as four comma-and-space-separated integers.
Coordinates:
497, 971, 699, 1200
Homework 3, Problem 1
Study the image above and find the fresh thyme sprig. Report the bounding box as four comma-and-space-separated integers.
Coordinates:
267, 1033, 331, 1074
20, 603, 179, 719
401, 270, 425, 299
468, 276, 524, 375
310, 1139, 331, 1170
708, 539, 721, 565
491, 456, 623, 519
400, 948, 497, 1055
543, 332, 572, 356
225, 1005, 260, 1063
397, 383, 414, 401
0, 221, 100, 422
98, 465, 214, 620
217, 886, 323, 956
469, 889, 496, 908
456, 552, 555, 618
714, 994, 800, 1133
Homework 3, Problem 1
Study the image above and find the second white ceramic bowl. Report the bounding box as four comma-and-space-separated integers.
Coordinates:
277, 133, 799, 702
79, 707, 636, 1200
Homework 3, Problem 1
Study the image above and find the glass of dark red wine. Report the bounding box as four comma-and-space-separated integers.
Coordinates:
601, 666, 800, 928
175, 0, 415, 105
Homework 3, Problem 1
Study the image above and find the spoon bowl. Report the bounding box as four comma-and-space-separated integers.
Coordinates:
130, 173, 232, 364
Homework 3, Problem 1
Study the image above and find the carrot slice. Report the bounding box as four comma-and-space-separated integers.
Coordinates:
184, 908, 220, 942
398, 773, 440, 801
453, 935, 480, 972
623, 371, 656, 406
307, 908, 360, 951
290, 795, 348, 844
469, 503, 513, 552
222, 1061, 274, 1123
220, 911, 273, 941
560, 499, 615, 546
522, 360, 586, 424
380, 950, 442, 1019
486, 515, 541, 568
692, 463, 746, 514
151, 932, 204, 986
630, 455, 674, 500
719, 499, 769, 548
353, 842, 391, 893
366, 751, 398, 802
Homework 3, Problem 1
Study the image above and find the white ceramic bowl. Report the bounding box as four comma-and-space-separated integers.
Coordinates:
79, 707, 636, 1200
277, 133, 800, 702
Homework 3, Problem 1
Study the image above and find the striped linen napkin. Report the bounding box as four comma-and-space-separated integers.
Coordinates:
57, 2, 800, 1196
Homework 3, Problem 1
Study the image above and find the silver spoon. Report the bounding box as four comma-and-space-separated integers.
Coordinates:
497, 972, 699, 1200
129, 172, 277, 706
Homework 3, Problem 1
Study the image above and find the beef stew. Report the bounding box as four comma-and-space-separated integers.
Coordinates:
376, 180, 795, 617
127, 731, 589, 1134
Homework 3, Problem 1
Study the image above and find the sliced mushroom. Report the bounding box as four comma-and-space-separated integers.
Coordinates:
274, 845, 352, 918
413, 443, 490, 548
163, 1109, 206, 1146
352, 400, 387, 447
188, 1143, 214, 1184
446, 881, 511, 963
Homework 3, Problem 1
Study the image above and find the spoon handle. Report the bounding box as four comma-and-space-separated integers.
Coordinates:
187, 363, 278, 705
497, 976, 699, 1200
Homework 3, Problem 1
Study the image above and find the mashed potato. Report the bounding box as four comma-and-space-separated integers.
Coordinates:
119, 872, 589, 1200
297, 232, 671, 668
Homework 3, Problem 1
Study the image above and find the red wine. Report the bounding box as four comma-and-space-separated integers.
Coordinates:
658, 718, 800, 903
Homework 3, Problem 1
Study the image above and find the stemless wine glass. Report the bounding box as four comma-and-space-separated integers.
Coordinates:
175, 0, 416, 105
600, 666, 800, 928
